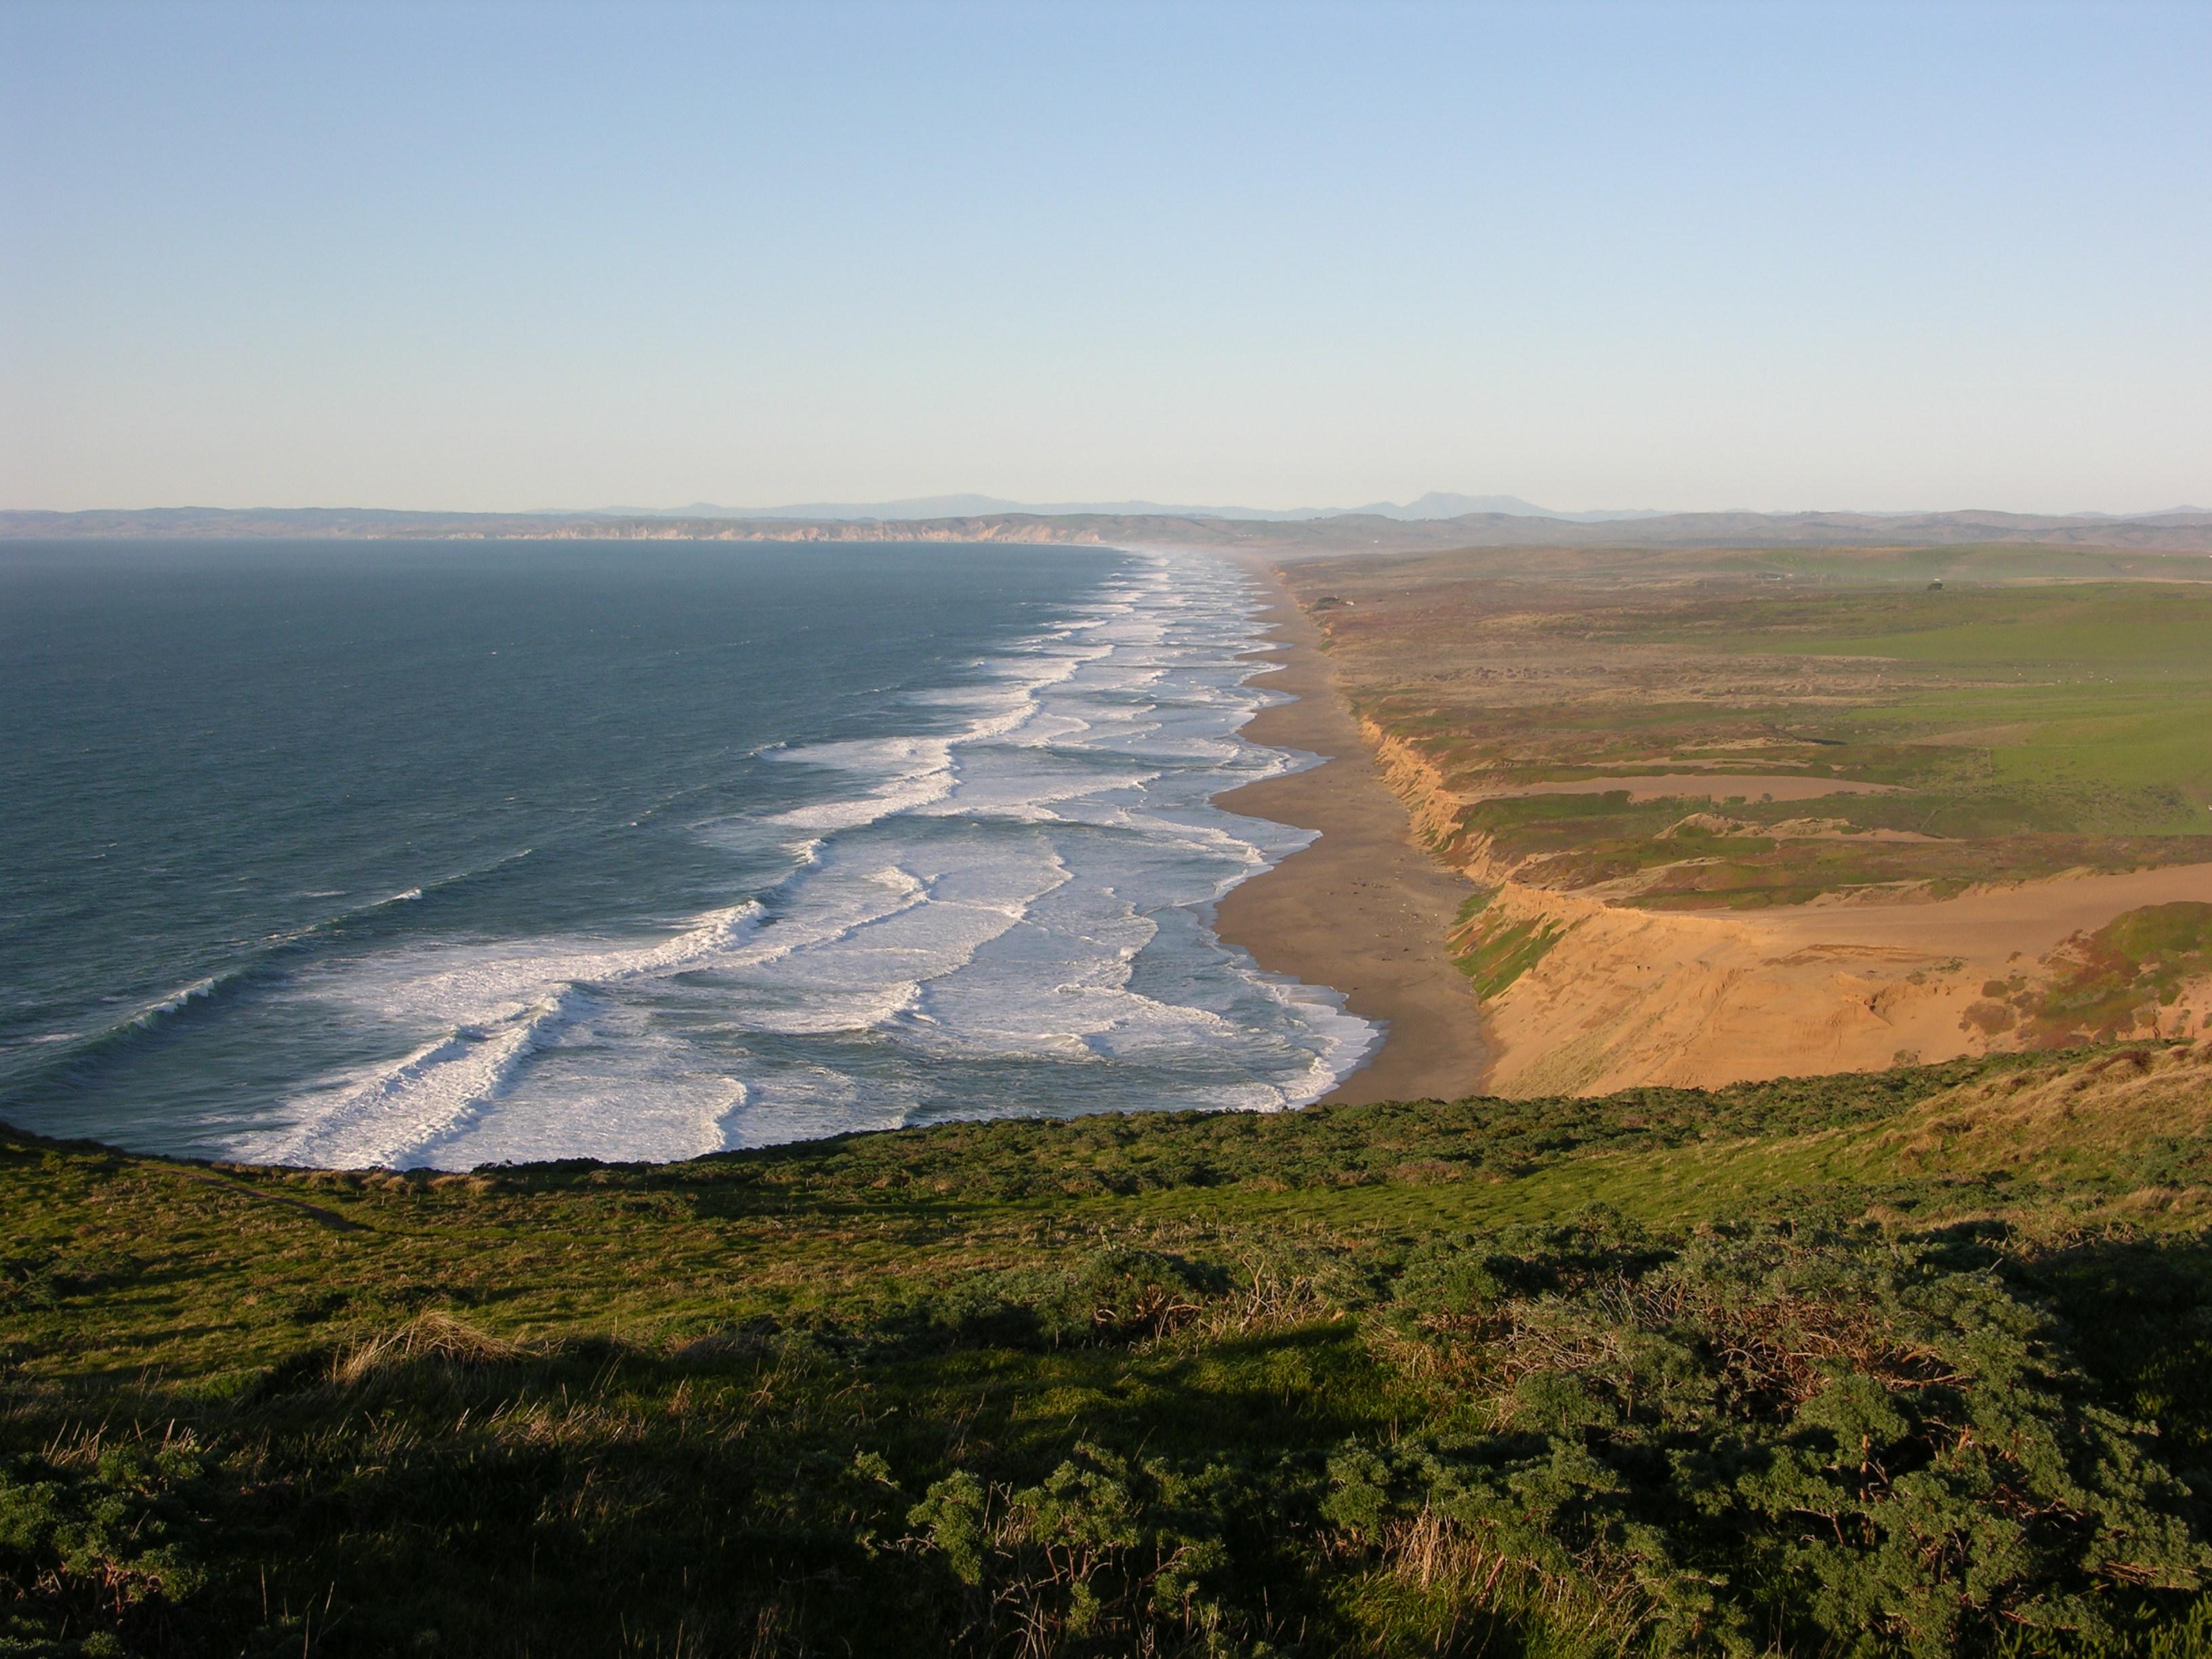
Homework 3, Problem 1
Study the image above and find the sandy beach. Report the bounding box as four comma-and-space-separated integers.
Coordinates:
1210, 558, 1491, 1105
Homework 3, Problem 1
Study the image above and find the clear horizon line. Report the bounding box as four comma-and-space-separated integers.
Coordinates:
6, 499, 2210, 522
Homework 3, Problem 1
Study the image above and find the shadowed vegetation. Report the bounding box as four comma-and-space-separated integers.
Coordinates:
9, 1042, 2212, 1654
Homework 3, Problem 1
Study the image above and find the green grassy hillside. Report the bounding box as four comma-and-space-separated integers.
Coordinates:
9, 1044, 2212, 1656
1292, 560, 2212, 912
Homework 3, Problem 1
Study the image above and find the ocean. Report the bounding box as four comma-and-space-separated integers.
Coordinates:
0, 538, 1374, 1168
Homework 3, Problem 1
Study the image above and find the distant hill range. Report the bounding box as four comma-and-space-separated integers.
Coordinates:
581, 491, 1671, 525
5, 502, 2210, 552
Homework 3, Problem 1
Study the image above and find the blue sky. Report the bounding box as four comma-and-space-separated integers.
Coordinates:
3, 0, 2206, 514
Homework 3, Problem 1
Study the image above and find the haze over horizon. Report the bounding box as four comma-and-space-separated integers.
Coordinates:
12, 492, 2210, 529
270, 493, 2212, 523
4, 0, 2207, 516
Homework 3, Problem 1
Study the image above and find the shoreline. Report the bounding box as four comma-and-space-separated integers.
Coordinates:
1210, 556, 1492, 1105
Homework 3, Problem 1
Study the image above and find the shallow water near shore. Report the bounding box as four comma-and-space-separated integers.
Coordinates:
0, 539, 1373, 1167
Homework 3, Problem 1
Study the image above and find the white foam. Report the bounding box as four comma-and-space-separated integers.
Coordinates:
769, 735, 960, 830
252, 903, 763, 1168
266, 989, 579, 1168
239, 548, 1382, 1168
132, 974, 228, 1029
704, 548, 1379, 1118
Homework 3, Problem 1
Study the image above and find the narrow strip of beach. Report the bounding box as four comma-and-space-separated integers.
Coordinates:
1210, 557, 1492, 1105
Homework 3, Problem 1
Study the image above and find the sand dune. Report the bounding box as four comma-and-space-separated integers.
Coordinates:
1478, 863, 2212, 1098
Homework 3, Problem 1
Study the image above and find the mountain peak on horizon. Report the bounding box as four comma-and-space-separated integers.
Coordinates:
1334, 493, 1662, 523
1353, 491, 1552, 518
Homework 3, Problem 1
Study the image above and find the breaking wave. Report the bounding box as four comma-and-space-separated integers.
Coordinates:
220, 549, 1376, 1170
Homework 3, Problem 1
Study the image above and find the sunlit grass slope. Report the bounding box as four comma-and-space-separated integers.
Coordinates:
1297, 560, 2212, 911
10, 1043, 2212, 1656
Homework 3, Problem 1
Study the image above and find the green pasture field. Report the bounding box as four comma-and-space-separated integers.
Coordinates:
1596, 582, 2203, 772
1708, 544, 2212, 590
1654, 582, 2212, 836
1361, 580, 2212, 908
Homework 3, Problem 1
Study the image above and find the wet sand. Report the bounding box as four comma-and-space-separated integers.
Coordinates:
1210, 560, 1492, 1105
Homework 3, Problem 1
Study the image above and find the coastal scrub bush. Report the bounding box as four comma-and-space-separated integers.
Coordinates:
1996, 904, 2212, 1046
889, 1247, 1234, 1351
15, 1050, 2212, 1654
877, 1225, 2212, 1656
1333, 1227, 2212, 1655
909, 1445, 1260, 1656
0, 1440, 212, 1656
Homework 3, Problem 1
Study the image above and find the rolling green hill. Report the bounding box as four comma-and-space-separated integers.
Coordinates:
9, 1044, 2212, 1656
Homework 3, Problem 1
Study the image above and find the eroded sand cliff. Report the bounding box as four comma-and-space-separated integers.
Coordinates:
1353, 697, 2211, 1097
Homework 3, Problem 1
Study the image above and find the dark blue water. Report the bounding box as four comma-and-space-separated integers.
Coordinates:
0, 539, 1370, 1166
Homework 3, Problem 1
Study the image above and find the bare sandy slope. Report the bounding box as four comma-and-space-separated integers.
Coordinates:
1208, 566, 1491, 1105
1479, 863, 2212, 1098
